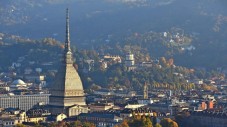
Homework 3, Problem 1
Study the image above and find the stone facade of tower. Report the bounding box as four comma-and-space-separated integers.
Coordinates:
143, 82, 148, 99
49, 9, 87, 116
125, 51, 136, 71
125, 51, 135, 67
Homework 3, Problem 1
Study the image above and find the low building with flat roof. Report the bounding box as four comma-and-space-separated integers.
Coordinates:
0, 94, 50, 111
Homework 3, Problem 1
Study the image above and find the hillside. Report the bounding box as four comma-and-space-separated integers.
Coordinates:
0, 33, 62, 71
0, 0, 227, 68
0, 32, 223, 91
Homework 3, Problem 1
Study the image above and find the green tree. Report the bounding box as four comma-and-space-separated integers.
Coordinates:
71, 120, 82, 127
154, 123, 162, 127
83, 122, 96, 127
16, 124, 26, 127
143, 117, 153, 127
34, 123, 44, 127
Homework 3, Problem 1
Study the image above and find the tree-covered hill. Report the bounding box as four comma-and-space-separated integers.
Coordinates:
1, 0, 227, 69
0, 33, 62, 71
0, 33, 221, 91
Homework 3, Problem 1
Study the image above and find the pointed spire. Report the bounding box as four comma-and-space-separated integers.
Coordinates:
65, 8, 71, 52
65, 8, 73, 64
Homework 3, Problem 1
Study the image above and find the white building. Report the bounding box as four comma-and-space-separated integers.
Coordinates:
138, 98, 154, 105
10, 79, 28, 91
125, 51, 135, 67
124, 104, 145, 109
0, 94, 50, 111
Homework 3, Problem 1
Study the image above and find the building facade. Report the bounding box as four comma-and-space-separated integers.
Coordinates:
78, 112, 122, 127
125, 51, 135, 67
125, 51, 136, 71
188, 111, 227, 127
0, 94, 50, 111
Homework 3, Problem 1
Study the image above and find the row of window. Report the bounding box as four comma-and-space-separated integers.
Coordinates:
3, 121, 14, 125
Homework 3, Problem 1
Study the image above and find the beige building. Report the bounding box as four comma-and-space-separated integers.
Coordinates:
89, 103, 114, 112
27, 117, 46, 123
68, 105, 88, 117
0, 118, 20, 127
0, 110, 27, 126
49, 9, 88, 117
56, 113, 67, 122
120, 108, 154, 119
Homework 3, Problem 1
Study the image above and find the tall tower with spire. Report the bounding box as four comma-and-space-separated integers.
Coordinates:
49, 9, 87, 116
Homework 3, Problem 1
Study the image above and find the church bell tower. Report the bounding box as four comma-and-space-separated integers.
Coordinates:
143, 82, 148, 99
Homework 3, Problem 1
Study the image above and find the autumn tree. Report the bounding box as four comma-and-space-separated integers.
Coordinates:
142, 116, 153, 127
70, 120, 83, 127
83, 122, 96, 127
116, 120, 129, 127
159, 57, 167, 67
160, 118, 178, 127
128, 115, 153, 127
42, 38, 60, 46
